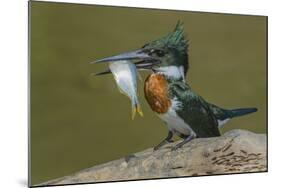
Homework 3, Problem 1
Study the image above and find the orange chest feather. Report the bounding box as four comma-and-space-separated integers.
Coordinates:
144, 74, 171, 114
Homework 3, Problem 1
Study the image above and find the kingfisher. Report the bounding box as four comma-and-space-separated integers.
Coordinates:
93, 22, 257, 151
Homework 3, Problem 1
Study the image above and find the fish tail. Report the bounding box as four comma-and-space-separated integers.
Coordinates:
136, 103, 143, 117
131, 105, 137, 120
131, 99, 143, 120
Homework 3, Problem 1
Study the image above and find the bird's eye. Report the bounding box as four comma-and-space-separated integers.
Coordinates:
155, 49, 165, 57
148, 49, 164, 57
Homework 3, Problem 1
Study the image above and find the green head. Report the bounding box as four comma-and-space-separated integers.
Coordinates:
141, 21, 188, 75
140, 22, 188, 77
93, 21, 189, 80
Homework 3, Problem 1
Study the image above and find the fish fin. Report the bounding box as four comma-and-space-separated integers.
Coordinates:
131, 105, 137, 120
131, 103, 143, 120
136, 103, 144, 117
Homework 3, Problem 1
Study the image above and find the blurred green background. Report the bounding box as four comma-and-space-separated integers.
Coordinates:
30, 1, 267, 185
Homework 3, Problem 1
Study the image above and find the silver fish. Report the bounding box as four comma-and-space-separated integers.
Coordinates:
109, 60, 143, 119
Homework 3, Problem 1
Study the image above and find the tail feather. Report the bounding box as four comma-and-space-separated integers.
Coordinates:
228, 107, 258, 118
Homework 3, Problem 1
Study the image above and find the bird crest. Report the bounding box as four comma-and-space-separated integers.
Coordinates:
149, 21, 188, 54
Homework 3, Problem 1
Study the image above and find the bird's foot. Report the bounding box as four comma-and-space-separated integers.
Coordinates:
153, 140, 170, 151
153, 145, 162, 151
171, 144, 182, 151
153, 131, 174, 151
170, 134, 195, 151
154, 140, 173, 151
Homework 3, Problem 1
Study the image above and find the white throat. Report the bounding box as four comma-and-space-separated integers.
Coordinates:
156, 66, 185, 81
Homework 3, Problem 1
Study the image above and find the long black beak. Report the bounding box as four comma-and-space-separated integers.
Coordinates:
91, 49, 160, 76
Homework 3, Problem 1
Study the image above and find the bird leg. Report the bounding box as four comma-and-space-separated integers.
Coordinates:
175, 132, 190, 139
153, 131, 174, 151
171, 134, 195, 151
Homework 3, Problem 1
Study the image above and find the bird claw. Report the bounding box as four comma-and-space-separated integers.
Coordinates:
171, 135, 195, 151
171, 145, 181, 151
153, 146, 160, 151
153, 137, 174, 151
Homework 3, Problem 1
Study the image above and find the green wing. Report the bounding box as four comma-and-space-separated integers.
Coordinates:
168, 81, 220, 137
207, 103, 229, 121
